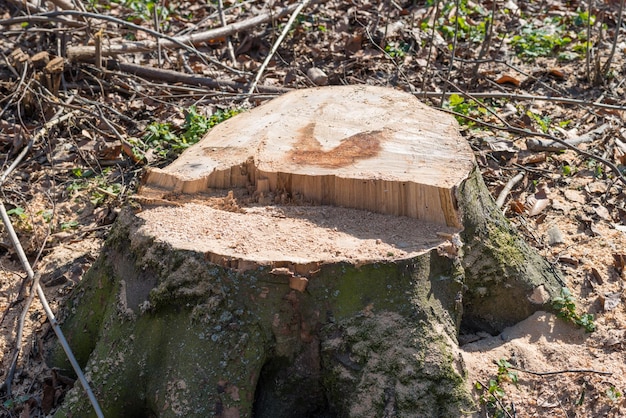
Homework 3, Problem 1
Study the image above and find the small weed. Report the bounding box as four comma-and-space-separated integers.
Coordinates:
135, 106, 242, 163
562, 165, 573, 176
574, 9, 596, 27
526, 110, 551, 133
37, 209, 53, 223
6, 206, 26, 219
423, 0, 488, 44
384, 42, 410, 59
510, 18, 572, 59
606, 386, 622, 402
67, 168, 122, 207
60, 221, 79, 231
552, 287, 596, 332
112, 0, 175, 28
475, 359, 517, 418
445, 94, 487, 127
496, 359, 518, 384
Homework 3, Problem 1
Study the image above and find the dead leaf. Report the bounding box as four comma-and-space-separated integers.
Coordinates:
548, 68, 566, 79
526, 196, 550, 216
345, 33, 363, 54
558, 256, 579, 267
98, 144, 122, 160
593, 205, 612, 221
495, 75, 521, 87
564, 189, 586, 204
601, 292, 622, 311
526, 184, 551, 216
614, 254, 626, 274
590, 267, 604, 285
510, 199, 525, 214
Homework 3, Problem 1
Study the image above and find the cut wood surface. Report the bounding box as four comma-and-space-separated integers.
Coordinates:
143, 85, 476, 228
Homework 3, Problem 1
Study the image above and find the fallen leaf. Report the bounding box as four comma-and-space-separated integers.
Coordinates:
526, 196, 550, 216
549, 68, 566, 79
614, 254, 626, 273
495, 74, 521, 87
601, 292, 622, 311
526, 184, 551, 216
564, 189, 586, 204
590, 267, 604, 285
510, 199, 525, 214
593, 205, 612, 221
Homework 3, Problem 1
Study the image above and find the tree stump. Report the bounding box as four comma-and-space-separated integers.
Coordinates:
50, 86, 564, 417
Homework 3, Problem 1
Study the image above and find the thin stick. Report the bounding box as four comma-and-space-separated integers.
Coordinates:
412, 90, 626, 112
495, 172, 524, 209
217, 0, 237, 67
247, 0, 311, 94
3, 195, 54, 397
526, 123, 611, 151
0, 202, 104, 418
601, 0, 624, 75
511, 366, 612, 376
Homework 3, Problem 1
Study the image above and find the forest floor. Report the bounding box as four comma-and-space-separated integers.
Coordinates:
1, 0, 626, 416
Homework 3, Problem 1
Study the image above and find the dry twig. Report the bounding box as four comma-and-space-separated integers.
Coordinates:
496, 172, 524, 209
248, 0, 312, 94
511, 366, 612, 376
0, 202, 104, 417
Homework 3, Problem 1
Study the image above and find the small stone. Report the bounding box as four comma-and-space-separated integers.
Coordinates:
306, 67, 328, 86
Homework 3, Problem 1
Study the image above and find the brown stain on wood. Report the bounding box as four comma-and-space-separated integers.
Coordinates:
289, 122, 385, 168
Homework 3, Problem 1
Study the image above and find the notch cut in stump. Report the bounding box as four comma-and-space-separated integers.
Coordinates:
50, 86, 564, 418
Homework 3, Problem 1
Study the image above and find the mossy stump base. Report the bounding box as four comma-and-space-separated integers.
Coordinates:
50, 86, 564, 417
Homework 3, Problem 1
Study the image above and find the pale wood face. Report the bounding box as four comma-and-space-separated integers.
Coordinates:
143, 85, 475, 228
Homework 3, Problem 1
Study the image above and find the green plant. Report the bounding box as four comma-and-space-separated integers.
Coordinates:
113, 0, 175, 27
67, 168, 122, 207
384, 41, 410, 59
134, 106, 242, 163
510, 18, 572, 59
60, 221, 79, 230
422, 0, 488, 44
526, 109, 551, 133
475, 359, 518, 418
496, 358, 518, 384
37, 209, 53, 223
562, 165, 573, 176
445, 94, 487, 127
606, 386, 622, 402
552, 287, 596, 332
6, 206, 26, 219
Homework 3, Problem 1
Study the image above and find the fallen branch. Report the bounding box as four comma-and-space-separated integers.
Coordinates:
526, 123, 611, 151
0, 202, 104, 417
27, 3, 317, 61
104, 60, 290, 94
